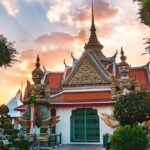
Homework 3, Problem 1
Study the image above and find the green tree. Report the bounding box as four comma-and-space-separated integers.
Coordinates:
111, 125, 148, 150
133, 0, 150, 55
0, 104, 12, 129
8, 129, 30, 150
134, 0, 150, 27
113, 91, 150, 125
0, 34, 18, 67
0, 104, 9, 114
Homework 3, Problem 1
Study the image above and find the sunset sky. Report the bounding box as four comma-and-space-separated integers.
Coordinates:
0, 0, 150, 104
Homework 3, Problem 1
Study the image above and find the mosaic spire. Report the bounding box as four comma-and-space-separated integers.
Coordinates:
85, 0, 103, 50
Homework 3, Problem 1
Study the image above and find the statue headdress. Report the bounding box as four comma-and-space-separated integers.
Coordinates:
32, 55, 44, 83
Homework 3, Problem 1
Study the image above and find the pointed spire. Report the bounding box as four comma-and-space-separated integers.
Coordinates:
85, 0, 103, 51
119, 47, 130, 78
120, 47, 126, 62
91, 0, 96, 32
36, 55, 40, 68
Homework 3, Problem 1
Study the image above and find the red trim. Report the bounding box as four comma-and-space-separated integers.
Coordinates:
52, 91, 112, 100
15, 101, 115, 111
50, 102, 115, 107
51, 98, 112, 103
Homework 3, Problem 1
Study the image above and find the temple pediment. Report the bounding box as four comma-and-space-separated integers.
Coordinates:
68, 57, 103, 84
63, 52, 111, 86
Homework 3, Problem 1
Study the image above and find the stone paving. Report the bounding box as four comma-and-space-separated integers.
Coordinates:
51, 144, 103, 150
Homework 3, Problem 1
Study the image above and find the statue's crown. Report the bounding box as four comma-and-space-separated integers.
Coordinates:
32, 55, 44, 81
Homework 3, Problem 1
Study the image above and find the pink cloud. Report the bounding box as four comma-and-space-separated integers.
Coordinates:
46, 0, 119, 27
35, 30, 87, 46
73, 1, 118, 23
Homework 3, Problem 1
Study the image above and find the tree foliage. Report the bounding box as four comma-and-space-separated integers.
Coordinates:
133, 0, 150, 53
0, 104, 9, 114
145, 37, 150, 50
113, 91, 150, 125
0, 34, 18, 67
0, 104, 12, 129
8, 129, 30, 150
134, 0, 150, 27
111, 125, 148, 150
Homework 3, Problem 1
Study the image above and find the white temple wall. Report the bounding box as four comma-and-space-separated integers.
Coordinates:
97, 106, 114, 143
56, 107, 72, 144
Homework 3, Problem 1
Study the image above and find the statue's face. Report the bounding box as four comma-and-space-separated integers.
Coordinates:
32, 69, 44, 84
119, 66, 129, 77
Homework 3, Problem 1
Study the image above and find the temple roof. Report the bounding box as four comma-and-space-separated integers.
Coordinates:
51, 91, 111, 102
15, 104, 27, 111
45, 72, 63, 93
129, 66, 150, 90
49, 90, 114, 107
7, 89, 23, 117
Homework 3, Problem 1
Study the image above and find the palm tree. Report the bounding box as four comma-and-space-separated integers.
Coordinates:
134, 0, 150, 27
133, 0, 150, 55
0, 34, 18, 67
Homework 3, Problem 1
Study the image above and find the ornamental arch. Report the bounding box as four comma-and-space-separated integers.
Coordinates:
71, 108, 100, 142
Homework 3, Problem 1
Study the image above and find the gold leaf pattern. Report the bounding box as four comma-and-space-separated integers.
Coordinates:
68, 57, 103, 84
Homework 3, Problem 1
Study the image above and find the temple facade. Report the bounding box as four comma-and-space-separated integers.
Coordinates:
15, 1, 150, 145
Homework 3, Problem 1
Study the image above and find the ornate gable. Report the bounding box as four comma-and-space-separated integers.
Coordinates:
67, 57, 105, 85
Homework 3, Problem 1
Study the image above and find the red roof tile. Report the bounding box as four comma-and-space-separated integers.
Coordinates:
51, 91, 112, 103
50, 91, 113, 107
45, 72, 63, 92
129, 68, 150, 89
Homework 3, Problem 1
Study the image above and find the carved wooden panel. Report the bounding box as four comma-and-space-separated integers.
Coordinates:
68, 57, 104, 85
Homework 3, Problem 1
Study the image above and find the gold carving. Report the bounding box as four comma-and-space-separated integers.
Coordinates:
68, 57, 104, 84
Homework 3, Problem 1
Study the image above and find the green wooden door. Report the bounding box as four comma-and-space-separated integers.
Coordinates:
71, 108, 100, 142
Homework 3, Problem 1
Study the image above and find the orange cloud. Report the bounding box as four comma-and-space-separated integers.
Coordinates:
0, 47, 73, 104
0, 29, 87, 104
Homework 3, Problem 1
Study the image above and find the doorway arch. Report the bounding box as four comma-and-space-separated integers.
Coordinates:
71, 108, 100, 142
